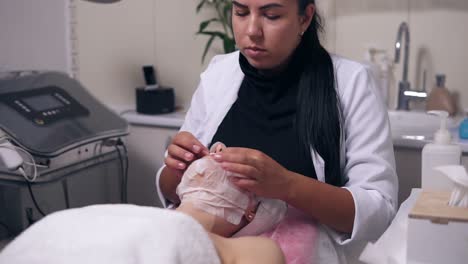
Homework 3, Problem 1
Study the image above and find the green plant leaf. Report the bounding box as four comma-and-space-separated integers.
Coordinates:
196, 0, 208, 13
197, 30, 226, 39
202, 35, 216, 63
196, 0, 235, 63
223, 37, 236, 53
198, 18, 220, 33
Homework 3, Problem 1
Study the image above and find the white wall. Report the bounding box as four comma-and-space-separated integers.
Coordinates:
75, 0, 217, 109
2, 1, 467, 111
0, 0, 71, 73
74, 0, 468, 112
75, 0, 155, 107
329, 0, 468, 110
411, 9, 468, 111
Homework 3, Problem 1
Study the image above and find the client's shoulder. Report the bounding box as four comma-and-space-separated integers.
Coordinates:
225, 236, 285, 264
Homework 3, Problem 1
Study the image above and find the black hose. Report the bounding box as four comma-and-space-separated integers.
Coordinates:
26, 181, 46, 217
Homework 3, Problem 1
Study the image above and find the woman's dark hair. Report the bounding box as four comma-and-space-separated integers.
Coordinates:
296, 0, 346, 186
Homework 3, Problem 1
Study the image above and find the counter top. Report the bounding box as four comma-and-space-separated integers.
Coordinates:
392, 132, 468, 153
120, 110, 185, 129
115, 108, 468, 152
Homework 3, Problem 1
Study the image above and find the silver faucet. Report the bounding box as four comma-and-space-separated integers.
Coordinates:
394, 22, 427, 110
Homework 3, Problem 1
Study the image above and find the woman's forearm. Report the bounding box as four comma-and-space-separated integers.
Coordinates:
284, 172, 355, 234
159, 166, 182, 204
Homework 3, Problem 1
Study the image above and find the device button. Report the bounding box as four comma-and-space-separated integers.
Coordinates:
34, 118, 45, 125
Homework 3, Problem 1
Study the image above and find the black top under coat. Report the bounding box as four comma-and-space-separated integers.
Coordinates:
210, 45, 317, 179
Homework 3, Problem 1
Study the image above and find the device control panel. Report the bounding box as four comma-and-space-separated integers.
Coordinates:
1, 86, 89, 126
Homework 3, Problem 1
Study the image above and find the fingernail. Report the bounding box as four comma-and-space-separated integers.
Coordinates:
192, 145, 201, 153
184, 152, 193, 161
213, 154, 222, 160
178, 163, 186, 169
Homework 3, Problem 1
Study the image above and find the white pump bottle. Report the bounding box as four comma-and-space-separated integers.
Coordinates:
421, 110, 461, 191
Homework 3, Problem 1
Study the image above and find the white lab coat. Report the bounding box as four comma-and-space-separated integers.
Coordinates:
156, 51, 398, 261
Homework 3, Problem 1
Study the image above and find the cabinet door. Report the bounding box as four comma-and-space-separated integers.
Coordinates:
126, 125, 178, 207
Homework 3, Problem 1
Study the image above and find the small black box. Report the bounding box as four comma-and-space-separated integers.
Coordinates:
136, 87, 175, 114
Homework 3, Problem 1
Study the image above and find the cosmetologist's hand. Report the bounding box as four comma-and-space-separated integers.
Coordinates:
213, 147, 294, 200
164, 131, 209, 179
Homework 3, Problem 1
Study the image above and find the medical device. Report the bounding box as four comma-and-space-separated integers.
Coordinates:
0, 71, 129, 237
0, 71, 128, 157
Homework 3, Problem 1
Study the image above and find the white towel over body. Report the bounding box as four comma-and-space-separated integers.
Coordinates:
0, 204, 220, 264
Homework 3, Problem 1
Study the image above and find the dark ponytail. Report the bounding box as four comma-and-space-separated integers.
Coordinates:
296, 0, 345, 186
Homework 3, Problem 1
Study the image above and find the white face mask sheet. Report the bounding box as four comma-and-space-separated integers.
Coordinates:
177, 156, 254, 225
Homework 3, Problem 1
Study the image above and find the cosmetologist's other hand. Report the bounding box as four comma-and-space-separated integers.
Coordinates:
164, 131, 209, 179
213, 147, 294, 200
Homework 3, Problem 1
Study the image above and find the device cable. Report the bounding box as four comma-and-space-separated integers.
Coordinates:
22, 170, 46, 217
121, 140, 129, 203
114, 140, 128, 203
115, 145, 124, 203
120, 139, 129, 194
0, 143, 39, 182
61, 179, 71, 209
0, 136, 46, 219
14, 150, 44, 216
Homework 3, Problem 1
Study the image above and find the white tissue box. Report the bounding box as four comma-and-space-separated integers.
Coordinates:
407, 191, 468, 264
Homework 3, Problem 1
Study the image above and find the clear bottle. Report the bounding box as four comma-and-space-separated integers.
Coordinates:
377, 53, 392, 107
363, 47, 392, 106
421, 110, 462, 191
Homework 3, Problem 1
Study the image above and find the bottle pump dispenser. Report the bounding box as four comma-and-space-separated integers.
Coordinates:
421, 110, 461, 190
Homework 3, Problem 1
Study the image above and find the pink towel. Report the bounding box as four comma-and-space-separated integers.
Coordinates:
260, 207, 318, 264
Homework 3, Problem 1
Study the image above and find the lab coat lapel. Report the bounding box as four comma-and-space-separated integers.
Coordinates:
200, 54, 244, 146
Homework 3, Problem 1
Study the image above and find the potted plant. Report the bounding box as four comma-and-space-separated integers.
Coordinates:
196, 0, 236, 63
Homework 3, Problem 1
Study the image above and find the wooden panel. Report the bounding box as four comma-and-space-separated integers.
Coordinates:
409, 190, 468, 223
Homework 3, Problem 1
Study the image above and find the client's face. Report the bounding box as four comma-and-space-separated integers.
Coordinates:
176, 155, 254, 226
176, 143, 287, 237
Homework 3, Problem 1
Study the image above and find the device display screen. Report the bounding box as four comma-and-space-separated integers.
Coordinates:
23, 94, 64, 111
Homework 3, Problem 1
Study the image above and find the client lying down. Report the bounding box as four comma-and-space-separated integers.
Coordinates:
175, 142, 287, 263
0, 143, 287, 264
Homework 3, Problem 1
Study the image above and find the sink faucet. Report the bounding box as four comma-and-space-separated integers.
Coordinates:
394, 22, 427, 110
